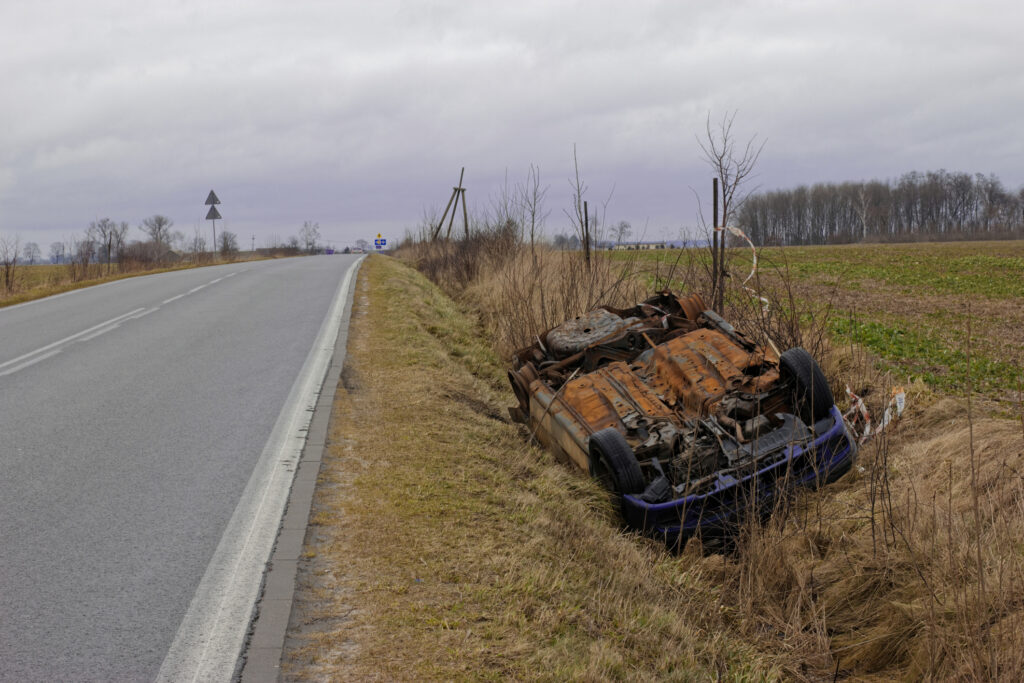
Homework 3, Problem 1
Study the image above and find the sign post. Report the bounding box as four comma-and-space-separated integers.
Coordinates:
205, 190, 221, 254
374, 233, 386, 250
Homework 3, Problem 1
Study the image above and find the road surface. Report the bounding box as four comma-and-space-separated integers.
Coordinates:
0, 255, 361, 681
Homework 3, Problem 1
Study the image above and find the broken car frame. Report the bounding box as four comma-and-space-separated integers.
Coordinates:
508, 291, 857, 548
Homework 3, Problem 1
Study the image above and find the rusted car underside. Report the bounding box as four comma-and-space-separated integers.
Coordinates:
507, 291, 856, 544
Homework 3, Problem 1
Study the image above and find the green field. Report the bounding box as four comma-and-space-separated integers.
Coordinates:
633, 240, 1024, 407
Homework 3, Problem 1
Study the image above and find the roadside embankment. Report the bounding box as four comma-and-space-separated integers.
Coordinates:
284, 250, 1024, 680
281, 255, 777, 680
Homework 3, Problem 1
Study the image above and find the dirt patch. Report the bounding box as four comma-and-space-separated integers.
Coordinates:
441, 389, 510, 424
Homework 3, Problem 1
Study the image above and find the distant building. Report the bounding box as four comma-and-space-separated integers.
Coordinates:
610, 241, 667, 251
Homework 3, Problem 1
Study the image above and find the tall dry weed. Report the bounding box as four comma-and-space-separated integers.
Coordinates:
402, 231, 1024, 680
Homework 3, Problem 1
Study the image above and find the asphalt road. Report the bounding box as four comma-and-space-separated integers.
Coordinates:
0, 255, 361, 681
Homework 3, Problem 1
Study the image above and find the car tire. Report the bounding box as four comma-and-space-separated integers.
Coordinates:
588, 428, 645, 495
780, 347, 834, 424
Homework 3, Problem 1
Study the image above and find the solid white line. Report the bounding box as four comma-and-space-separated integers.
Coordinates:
162, 294, 185, 304
0, 349, 62, 377
209, 277, 223, 284
187, 285, 207, 294
155, 256, 365, 683
0, 308, 145, 372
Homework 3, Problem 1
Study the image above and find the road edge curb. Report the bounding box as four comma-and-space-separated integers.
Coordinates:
237, 257, 364, 683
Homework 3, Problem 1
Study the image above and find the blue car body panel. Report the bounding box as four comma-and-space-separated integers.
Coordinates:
621, 406, 856, 544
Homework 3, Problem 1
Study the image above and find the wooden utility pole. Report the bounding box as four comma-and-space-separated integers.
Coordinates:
433, 167, 469, 241
461, 185, 469, 239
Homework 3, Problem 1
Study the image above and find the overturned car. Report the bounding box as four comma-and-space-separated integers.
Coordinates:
507, 291, 856, 547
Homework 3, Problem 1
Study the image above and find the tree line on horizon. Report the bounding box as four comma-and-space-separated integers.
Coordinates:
0, 217, 324, 295
738, 170, 1024, 245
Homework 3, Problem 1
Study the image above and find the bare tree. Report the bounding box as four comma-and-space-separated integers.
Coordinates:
140, 215, 174, 251
71, 226, 98, 281
354, 238, 370, 251
49, 241, 64, 264
612, 220, 632, 245
189, 226, 208, 262
516, 163, 549, 265
698, 110, 764, 312
114, 221, 130, 266
299, 221, 321, 253
219, 230, 239, 259
0, 234, 20, 292
90, 218, 119, 274
565, 145, 592, 270
22, 242, 41, 265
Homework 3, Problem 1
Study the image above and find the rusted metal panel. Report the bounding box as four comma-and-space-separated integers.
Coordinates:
560, 362, 675, 434
643, 329, 779, 417
507, 289, 853, 547
509, 290, 789, 463
529, 383, 591, 472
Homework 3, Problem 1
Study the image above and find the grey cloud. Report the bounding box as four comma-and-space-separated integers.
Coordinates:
1, 0, 1022, 246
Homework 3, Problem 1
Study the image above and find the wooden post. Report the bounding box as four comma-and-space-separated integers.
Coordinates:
583, 200, 591, 269
445, 167, 465, 240
445, 189, 459, 240
435, 187, 458, 240
712, 177, 719, 313
461, 187, 469, 239
435, 167, 465, 240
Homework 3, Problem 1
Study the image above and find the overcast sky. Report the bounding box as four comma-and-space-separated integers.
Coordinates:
1, 0, 1022, 249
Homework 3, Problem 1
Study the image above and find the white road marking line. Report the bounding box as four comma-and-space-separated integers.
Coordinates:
0, 308, 144, 372
187, 285, 207, 294
77, 325, 122, 342
156, 256, 365, 683
208, 277, 223, 284
162, 294, 185, 304
224, 272, 237, 278
0, 349, 62, 377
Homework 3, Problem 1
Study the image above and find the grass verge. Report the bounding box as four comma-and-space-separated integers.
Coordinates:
286, 247, 1024, 680
281, 255, 778, 681
0, 255, 275, 309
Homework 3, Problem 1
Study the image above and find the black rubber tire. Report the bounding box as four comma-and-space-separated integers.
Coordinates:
779, 347, 834, 424
588, 428, 645, 495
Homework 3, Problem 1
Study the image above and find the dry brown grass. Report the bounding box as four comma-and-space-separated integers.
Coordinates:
0, 255, 276, 309
392, 233, 1024, 679
282, 256, 780, 680
401, 238, 648, 358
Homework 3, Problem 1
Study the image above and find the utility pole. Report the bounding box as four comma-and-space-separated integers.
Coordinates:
251, 234, 255, 253
432, 167, 469, 241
